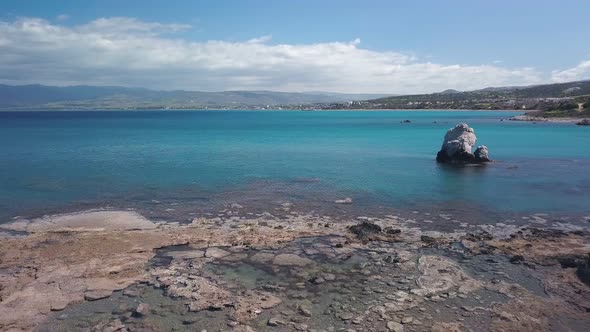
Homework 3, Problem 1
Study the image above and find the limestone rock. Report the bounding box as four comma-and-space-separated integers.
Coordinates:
205, 247, 230, 259
474, 145, 490, 162
273, 254, 313, 266
84, 290, 112, 301
297, 302, 313, 317
134, 303, 150, 316
387, 321, 404, 332
401, 316, 413, 324
431, 322, 466, 332
436, 123, 491, 164
335, 197, 353, 204
268, 317, 287, 326
249, 252, 275, 264
412, 255, 481, 296
3, 210, 156, 232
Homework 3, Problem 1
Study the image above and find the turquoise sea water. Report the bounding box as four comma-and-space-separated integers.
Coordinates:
1, 110, 589, 221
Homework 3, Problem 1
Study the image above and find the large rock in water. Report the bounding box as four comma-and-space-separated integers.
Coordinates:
436, 123, 490, 164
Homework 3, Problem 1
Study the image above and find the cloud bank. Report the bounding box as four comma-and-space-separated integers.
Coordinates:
0, 17, 582, 94
551, 60, 590, 83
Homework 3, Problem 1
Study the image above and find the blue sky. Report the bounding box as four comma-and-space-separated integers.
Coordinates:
1, 0, 589, 93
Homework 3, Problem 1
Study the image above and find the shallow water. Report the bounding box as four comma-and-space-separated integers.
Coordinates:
41, 235, 565, 331
1, 110, 590, 221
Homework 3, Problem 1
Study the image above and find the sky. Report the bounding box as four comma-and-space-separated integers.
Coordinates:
1, 0, 589, 94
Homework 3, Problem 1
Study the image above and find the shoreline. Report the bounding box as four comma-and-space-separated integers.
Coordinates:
1, 207, 589, 331
0, 108, 525, 112
509, 114, 590, 123
308, 108, 525, 112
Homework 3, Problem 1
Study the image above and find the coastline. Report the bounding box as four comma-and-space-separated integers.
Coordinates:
0, 108, 525, 112
310, 108, 525, 112
509, 115, 589, 123
1, 207, 589, 331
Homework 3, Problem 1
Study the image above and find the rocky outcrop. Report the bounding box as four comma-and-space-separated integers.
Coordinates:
2, 209, 589, 331
576, 119, 590, 126
436, 123, 491, 164
474, 145, 490, 162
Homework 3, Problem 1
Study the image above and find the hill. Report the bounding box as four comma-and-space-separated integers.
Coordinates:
0, 84, 388, 110
3, 81, 590, 116
321, 80, 590, 115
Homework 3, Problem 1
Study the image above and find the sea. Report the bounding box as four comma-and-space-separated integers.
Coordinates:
1, 110, 589, 226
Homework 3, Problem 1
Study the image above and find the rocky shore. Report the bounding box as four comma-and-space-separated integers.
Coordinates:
1, 207, 589, 331
509, 115, 588, 123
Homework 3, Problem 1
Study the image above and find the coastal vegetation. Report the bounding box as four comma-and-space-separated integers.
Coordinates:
320, 80, 590, 114
520, 95, 590, 118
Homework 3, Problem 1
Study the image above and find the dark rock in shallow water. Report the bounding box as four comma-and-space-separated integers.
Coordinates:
509, 255, 525, 264
575, 254, 590, 286
436, 123, 491, 164
555, 254, 590, 286
577, 264, 590, 286
348, 221, 382, 240
576, 119, 590, 126
420, 235, 437, 245
557, 255, 585, 268
384, 227, 401, 235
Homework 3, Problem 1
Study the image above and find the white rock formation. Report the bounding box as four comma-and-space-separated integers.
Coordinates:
436, 123, 490, 164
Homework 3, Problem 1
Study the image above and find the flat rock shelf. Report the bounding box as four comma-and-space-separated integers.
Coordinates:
1, 208, 588, 331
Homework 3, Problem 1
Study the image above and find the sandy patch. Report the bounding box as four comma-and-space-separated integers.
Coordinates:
1, 210, 156, 232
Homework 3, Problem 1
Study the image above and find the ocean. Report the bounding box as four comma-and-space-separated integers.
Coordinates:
1, 110, 589, 223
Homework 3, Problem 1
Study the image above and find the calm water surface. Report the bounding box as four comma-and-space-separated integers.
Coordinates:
1, 110, 589, 221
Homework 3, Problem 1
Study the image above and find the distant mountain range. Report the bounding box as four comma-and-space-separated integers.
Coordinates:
0, 84, 389, 110
2, 80, 590, 113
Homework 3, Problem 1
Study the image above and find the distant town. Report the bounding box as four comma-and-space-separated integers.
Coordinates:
1, 80, 589, 118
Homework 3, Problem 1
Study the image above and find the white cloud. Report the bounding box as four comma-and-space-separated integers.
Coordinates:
247, 35, 273, 44
551, 60, 590, 83
0, 17, 548, 93
79, 17, 191, 35
56, 14, 69, 21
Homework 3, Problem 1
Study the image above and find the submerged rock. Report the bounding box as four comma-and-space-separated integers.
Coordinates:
575, 254, 590, 286
267, 317, 287, 326
436, 123, 491, 164
413, 255, 481, 296
273, 253, 313, 266
297, 303, 313, 317
84, 290, 113, 301
335, 197, 353, 204
205, 247, 230, 259
134, 303, 150, 317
